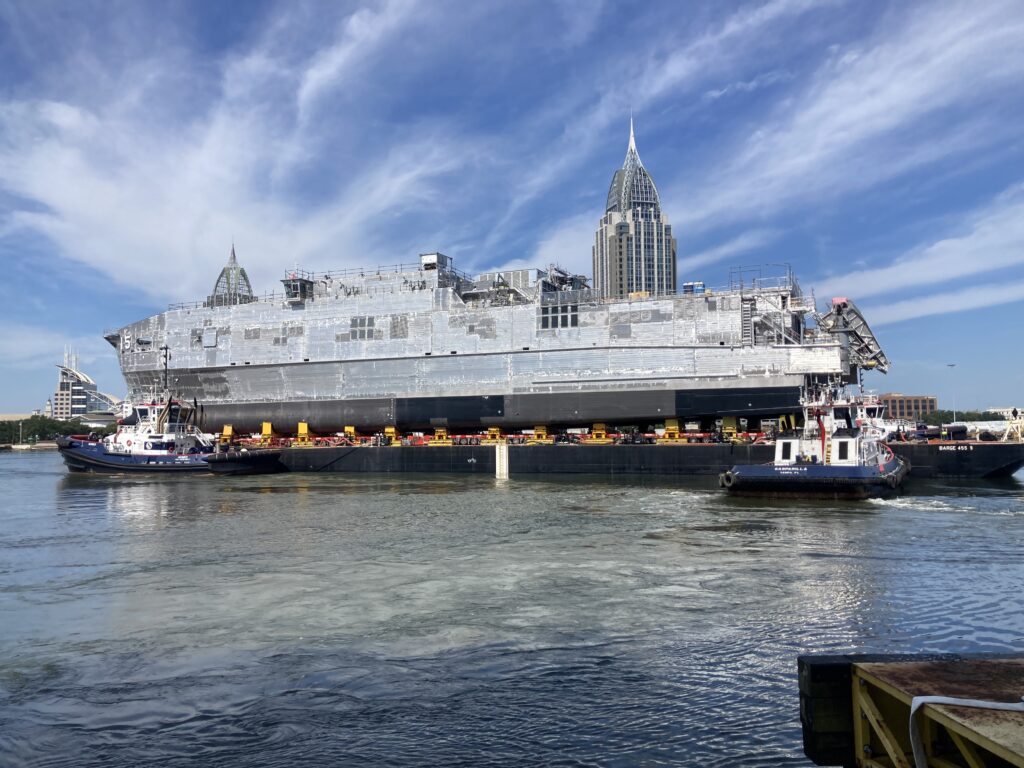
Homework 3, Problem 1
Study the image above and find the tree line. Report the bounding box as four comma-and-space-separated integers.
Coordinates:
917, 410, 1005, 426
0, 416, 116, 444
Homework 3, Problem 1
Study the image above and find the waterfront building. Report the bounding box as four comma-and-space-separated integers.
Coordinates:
879, 393, 938, 422
50, 350, 120, 421
592, 120, 677, 299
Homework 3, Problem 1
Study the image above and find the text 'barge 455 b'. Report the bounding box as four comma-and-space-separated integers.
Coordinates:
106, 250, 890, 436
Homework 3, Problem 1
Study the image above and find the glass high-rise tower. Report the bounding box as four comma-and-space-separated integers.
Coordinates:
592, 121, 676, 298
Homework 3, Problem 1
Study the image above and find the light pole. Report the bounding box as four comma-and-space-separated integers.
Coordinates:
947, 363, 957, 422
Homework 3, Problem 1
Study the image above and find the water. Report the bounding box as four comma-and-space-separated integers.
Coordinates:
1, 452, 1022, 766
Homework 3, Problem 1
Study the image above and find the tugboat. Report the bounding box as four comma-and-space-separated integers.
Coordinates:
58, 344, 215, 473
58, 396, 215, 473
720, 385, 910, 499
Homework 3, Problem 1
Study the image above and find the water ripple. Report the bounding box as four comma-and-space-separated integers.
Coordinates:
0, 453, 1021, 766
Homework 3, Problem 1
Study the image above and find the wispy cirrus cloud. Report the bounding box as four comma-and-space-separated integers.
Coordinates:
681, 229, 781, 273
0, 323, 111, 371
703, 70, 793, 101
672, 0, 1024, 232
0, 1, 474, 301
866, 279, 1024, 326
483, 0, 835, 249
814, 184, 1024, 301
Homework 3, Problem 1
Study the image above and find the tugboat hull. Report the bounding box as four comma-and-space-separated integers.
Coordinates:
721, 457, 909, 500
57, 437, 210, 473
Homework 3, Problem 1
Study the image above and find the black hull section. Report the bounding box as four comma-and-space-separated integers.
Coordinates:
721, 475, 901, 500
214, 442, 1024, 480
721, 456, 909, 500
889, 441, 1024, 479
206, 449, 287, 475
275, 444, 773, 476
196, 387, 802, 434
59, 449, 209, 473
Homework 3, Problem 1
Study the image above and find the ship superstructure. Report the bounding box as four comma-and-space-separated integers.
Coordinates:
106, 250, 887, 434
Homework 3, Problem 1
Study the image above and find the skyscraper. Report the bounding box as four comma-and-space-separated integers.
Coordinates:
592, 121, 677, 298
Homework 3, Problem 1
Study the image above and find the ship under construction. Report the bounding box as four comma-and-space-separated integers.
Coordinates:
106, 248, 888, 435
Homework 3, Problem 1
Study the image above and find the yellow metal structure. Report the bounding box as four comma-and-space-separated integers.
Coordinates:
344, 425, 358, 439
851, 659, 1024, 768
1003, 417, 1023, 443
481, 427, 504, 444
295, 421, 313, 447
259, 421, 275, 447
430, 427, 452, 446
584, 423, 614, 445
218, 424, 234, 445
721, 416, 738, 438
384, 425, 399, 445
528, 426, 553, 445
657, 418, 685, 444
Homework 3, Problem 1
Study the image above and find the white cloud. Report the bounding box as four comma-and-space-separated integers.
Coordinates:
483, 0, 832, 249
674, 0, 1024, 231
526, 212, 596, 275
814, 184, 1024, 300
703, 70, 792, 100
681, 229, 780, 273
0, 5, 473, 303
866, 279, 1024, 326
296, 0, 419, 122
0, 323, 112, 371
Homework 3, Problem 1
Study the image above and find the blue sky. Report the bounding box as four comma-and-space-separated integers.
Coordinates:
1, 0, 1023, 411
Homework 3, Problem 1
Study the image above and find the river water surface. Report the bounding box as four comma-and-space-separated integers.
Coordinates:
1, 452, 1022, 766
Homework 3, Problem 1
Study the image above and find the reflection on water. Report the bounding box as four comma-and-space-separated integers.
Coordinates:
1, 453, 1022, 766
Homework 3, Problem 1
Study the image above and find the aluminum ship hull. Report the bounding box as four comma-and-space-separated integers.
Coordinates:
109, 257, 871, 434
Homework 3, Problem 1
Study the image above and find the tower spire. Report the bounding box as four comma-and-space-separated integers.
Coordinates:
624, 116, 642, 167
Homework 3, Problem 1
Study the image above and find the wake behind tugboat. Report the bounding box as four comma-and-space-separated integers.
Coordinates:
720, 385, 910, 499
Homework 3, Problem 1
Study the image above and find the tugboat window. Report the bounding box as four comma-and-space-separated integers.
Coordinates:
838, 441, 849, 461
781, 442, 792, 460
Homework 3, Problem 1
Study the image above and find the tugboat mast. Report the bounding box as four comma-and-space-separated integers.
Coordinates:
160, 345, 170, 392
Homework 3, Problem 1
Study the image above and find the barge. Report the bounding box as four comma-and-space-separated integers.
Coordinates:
205, 440, 1024, 479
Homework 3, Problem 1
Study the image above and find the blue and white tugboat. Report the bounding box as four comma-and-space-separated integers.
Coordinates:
720, 386, 909, 499
58, 346, 216, 473
58, 396, 215, 473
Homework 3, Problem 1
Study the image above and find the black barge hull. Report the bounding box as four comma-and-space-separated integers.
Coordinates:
887, 441, 1024, 479
213, 442, 1024, 479
276, 443, 771, 475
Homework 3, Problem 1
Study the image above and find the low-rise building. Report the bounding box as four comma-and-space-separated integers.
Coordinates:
879, 393, 938, 421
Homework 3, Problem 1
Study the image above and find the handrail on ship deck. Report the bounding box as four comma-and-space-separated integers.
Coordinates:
283, 261, 474, 283
150, 264, 802, 315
